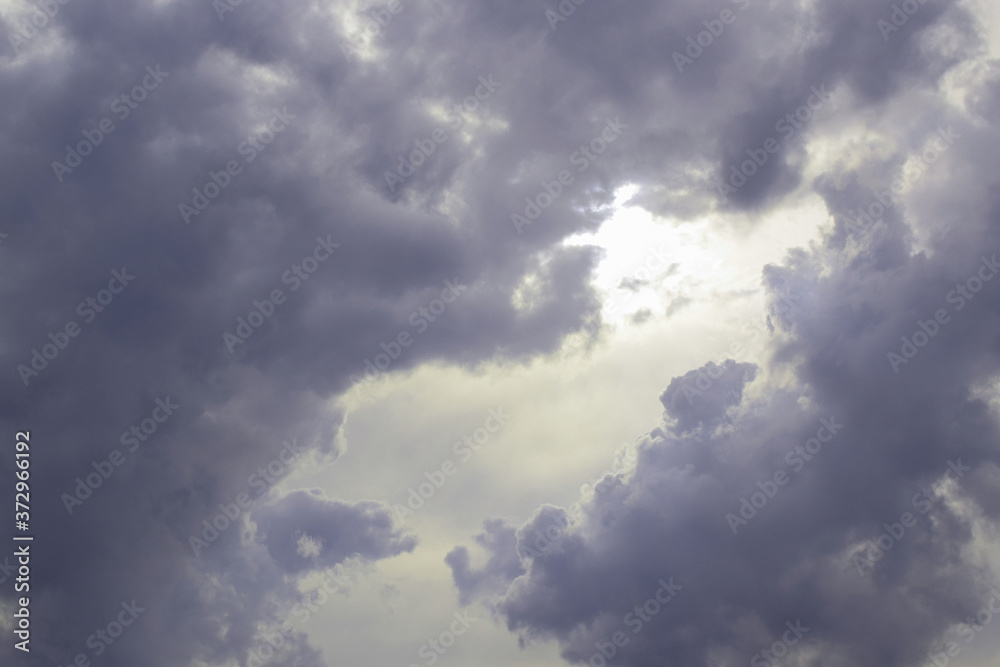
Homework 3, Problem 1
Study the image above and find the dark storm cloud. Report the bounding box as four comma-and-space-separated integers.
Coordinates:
453, 222, 1000, 665
445, 517, 524, 607
0, 0, 994, 666
0, 0, 624, 661
445, 3, 1000, 667
658, 359, 758, 434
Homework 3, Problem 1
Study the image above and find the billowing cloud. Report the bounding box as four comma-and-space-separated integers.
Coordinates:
254, 489, 416, 574
1, 0, 998, 666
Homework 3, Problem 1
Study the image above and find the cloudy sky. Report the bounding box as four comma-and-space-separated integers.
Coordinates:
3, 0, 1000, 666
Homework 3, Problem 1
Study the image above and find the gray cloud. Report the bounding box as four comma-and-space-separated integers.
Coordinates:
254, 489, 417, 574
447, 5, 1000, 664
1, 0, 998, 665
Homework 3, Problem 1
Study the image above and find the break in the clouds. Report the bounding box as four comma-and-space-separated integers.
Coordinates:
1, 0, 999, 666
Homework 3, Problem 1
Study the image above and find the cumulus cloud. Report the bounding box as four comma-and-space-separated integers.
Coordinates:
447, 5, 1000, 665
658, 359, 758, 433
446, 517, 524, 606
1, 0, 998, 665
254, 489, 417, 574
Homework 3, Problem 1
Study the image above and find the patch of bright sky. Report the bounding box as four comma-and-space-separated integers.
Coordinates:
560, 182, 825, 332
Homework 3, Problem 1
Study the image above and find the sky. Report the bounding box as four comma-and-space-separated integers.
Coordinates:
2, 0, 1000, 666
